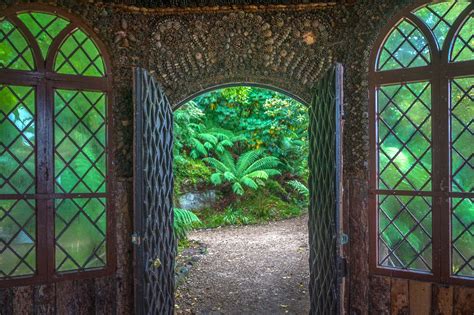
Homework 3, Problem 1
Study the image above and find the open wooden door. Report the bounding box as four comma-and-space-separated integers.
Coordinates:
133, 68, 176, 315
308, 63, 345, 314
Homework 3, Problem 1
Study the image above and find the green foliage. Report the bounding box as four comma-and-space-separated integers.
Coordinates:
288, 180, 309, 197
191, 87, 309, 176
204, 149, 281, 195
173, 208, 201, 240
174, 157, 212, 189
174, 101, 244, 159
223, 207, 250, 225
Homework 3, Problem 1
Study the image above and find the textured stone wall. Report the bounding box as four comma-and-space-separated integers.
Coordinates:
1, 0, 473, 314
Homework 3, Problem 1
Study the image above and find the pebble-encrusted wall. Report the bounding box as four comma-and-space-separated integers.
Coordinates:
7, 1, 471, 314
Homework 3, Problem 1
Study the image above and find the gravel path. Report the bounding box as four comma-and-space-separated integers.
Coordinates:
175, 214, 310, 315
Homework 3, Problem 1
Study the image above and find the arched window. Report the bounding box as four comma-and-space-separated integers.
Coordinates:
369, 0, 473, 285
0, 6, 113, 286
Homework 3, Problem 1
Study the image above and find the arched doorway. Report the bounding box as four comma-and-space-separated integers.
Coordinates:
173, 84, 310, 313
133, 64, 345, 314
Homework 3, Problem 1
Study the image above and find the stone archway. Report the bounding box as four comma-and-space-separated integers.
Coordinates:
174, 82, 310, 110
144, 8, 337, 105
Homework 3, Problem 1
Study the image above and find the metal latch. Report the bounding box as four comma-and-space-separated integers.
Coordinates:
337, 256, 347, 278
131, 232, 141, 245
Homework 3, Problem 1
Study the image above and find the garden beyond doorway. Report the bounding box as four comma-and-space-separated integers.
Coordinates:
172, 86, 311, 313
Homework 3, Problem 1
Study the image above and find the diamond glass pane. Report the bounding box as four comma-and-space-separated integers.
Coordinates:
0, 18, 35, 70
451, 14, 474, 62
54, 89, 106, 194
413, 0, 470, 49
377, 19, 431, 71
17, 12, 70, 60
377, 82, 432, 191
451, 198, 473, 278
54, 28, 105, 77
451, 77, 473, 193
0, 85, 35, 194
0, 199, 36, 278
55, 198, 106, 272
378, 195, 432, 272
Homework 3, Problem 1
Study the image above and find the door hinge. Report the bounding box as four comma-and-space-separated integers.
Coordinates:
337, 256, 347, 278
131, 232, 142, 245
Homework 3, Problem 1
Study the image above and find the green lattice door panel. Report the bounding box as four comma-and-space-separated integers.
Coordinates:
308, 64, 344, 314
133, 67, 176, 315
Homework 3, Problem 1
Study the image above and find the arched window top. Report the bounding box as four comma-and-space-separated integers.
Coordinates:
54, 29, 106, 77
377, 19, 431, 71
0, 10, 107, 77
450, 14, 474, 62
17, 12, 70, 59
413, 0, 470, 49
0, 18, 35, 70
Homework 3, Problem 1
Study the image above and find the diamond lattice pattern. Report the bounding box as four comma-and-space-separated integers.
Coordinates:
54, 29, 105, 77
451, 197, 473, 277
413, 0, 470, 49
55, 198, 106, 272
0, 19, 35, 70
137, 69, 176, 315
308, 66, 339, 314
377, 82, 432, 191
54, 89, 106, 194
0, 199, 36, 278
451, 77, 473, 193
378, 20, 431, 71
17, 12, 70, 60
0, 85, 35, 195
378, 195, 432, 272
451, 14, 474, 62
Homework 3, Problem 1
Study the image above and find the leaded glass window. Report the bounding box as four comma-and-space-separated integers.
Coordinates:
371, 0, 473, 284
0, 7, 111, 285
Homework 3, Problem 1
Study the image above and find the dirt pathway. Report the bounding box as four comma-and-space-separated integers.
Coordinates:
175, 214, 310, 314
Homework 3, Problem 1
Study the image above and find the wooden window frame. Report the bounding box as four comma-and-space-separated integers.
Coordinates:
369, 0, 474, 286
0, 4, 115, 288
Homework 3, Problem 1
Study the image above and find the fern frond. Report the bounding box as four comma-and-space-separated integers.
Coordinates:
224, 171, 237, 181
210, 173, 223, 185
236, 150, 264, 173
245, 170, 270, 180
203, 157, 230, 173
232, 182, 245, 195
288, 180, 309, 196
241, 177, 258, 190
174, 208, 201, 239
245, 156, 281, 174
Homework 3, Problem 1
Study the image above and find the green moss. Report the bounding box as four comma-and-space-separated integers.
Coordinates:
174, 157, 211, 190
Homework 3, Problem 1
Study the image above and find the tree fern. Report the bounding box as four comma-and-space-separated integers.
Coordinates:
174, 208, 201, 240
204, 149, 281, 196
